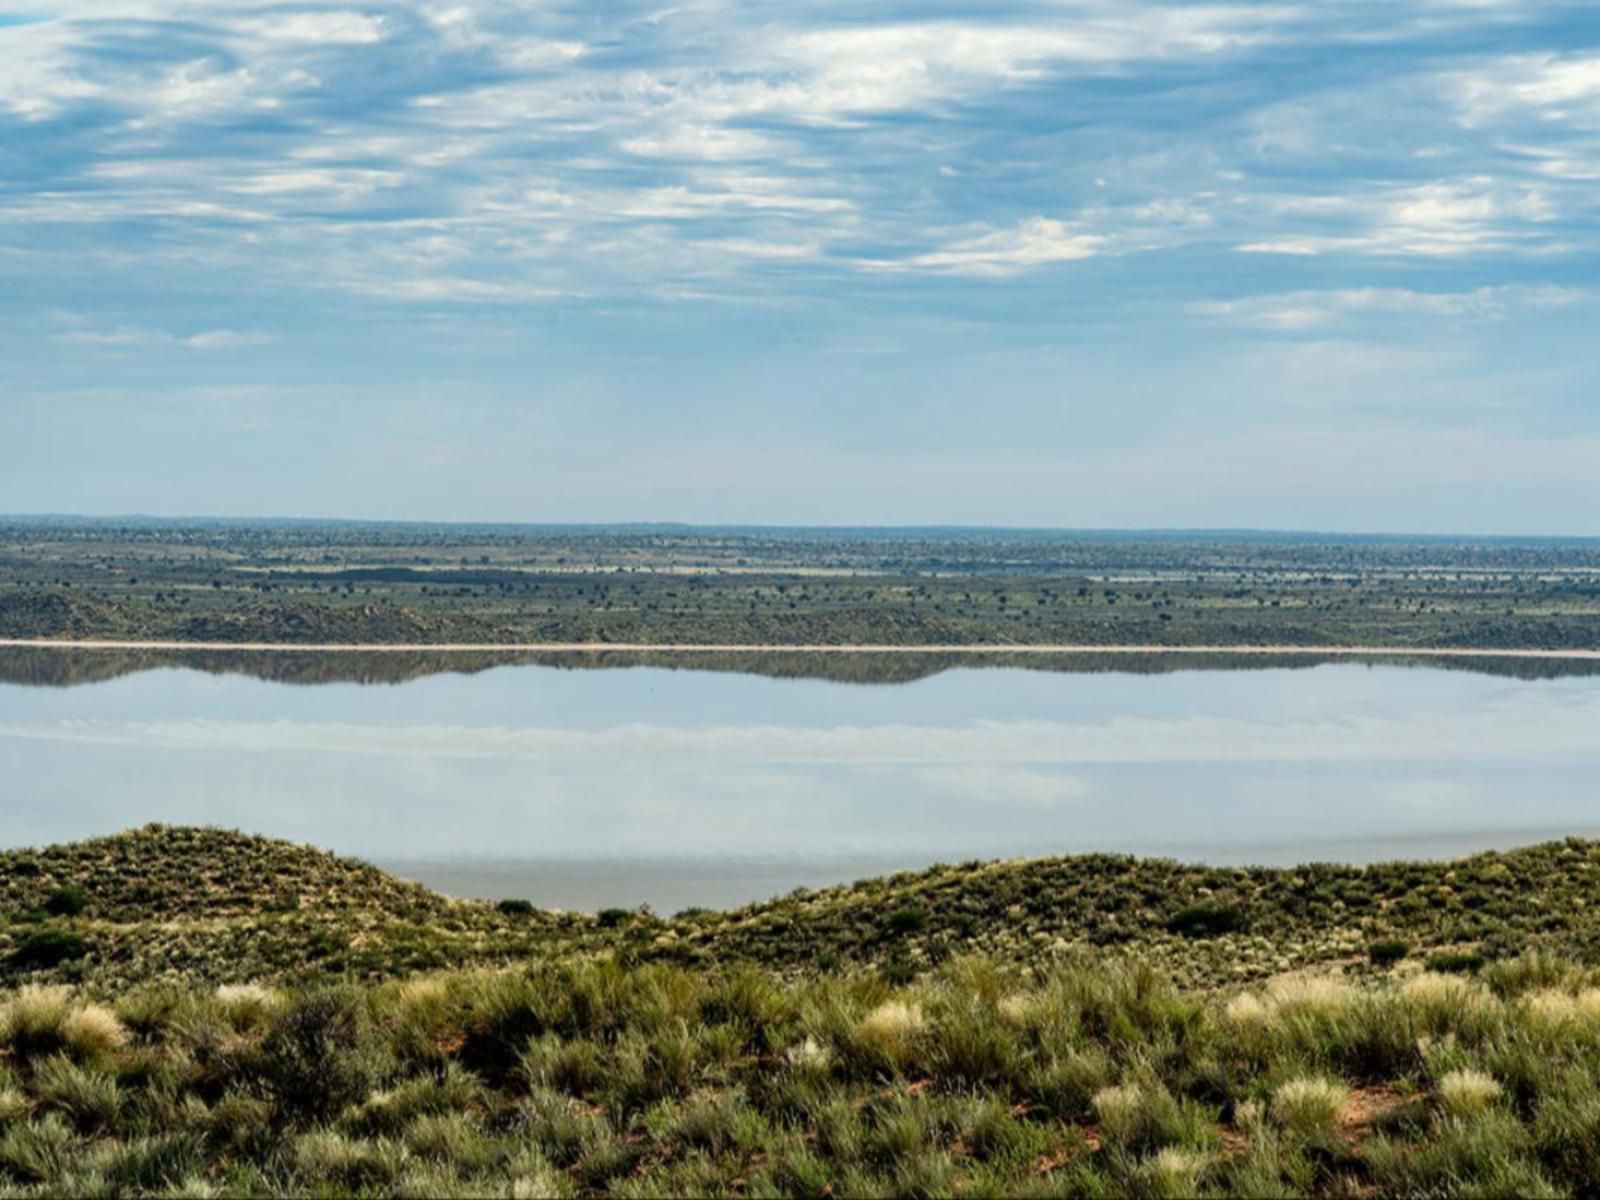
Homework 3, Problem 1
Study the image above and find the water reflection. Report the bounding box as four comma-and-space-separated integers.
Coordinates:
2, 645, 1597, 689
1, 650, 1598, 911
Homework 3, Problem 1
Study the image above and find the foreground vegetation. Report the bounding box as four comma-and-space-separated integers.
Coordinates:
8, 948, 1600, 1195
7, 829, 1600, 1193
3, 519, 1597, 652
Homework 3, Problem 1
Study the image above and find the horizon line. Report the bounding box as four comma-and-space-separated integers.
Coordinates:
4, 513, 1600, 543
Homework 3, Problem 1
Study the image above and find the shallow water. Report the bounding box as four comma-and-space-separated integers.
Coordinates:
2, 652, 1597, 911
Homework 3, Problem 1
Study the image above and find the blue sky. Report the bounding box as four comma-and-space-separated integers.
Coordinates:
3, 0, 1598, 531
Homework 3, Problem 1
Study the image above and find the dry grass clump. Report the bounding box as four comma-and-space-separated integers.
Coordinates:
1, 989, 128, 1061
214, 983, 284, 1028
1437, 1069, 1503, 1116
1401, 972, 1499, 1034
854, 1001, 925, 1063
59, 1005, 129, 1058
0, 987, 74, 1050
1271, 1077, 1349, 1138
1092, 1084, 1147, 1144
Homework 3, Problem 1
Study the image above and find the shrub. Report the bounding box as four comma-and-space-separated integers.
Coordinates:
1427, 950, 1487, 975
42, 888, 88, 919
1166, 903, 1246, 938
11, 930, 88, 971
260, 988, 386, 1124
497, 899, 536, 917
1368, 938, 1411, 967
596, 908, 632, 929
886, 908, 928, 936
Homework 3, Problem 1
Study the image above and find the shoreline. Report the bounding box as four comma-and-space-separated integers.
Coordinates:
1, 637, 1598, 659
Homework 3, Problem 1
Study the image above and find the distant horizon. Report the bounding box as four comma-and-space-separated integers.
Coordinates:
6, 512, 1600, 545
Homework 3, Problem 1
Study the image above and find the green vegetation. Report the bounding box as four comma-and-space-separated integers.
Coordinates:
6, 940, 1600, 1194
2, 519, 1597, 653
3, 829, 1600, 1192
13, 827, 1600, 997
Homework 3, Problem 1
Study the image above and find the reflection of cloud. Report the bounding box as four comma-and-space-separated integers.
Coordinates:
5, 691, 1600, 765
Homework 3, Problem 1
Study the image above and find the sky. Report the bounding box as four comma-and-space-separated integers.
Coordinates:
2, 0, 1598, 532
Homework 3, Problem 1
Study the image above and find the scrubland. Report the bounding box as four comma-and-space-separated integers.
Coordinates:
5, 829, 1600, 1193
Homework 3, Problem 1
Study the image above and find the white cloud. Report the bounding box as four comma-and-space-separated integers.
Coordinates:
1193, 284, 1584, 329
183, 329, 272, 349
241, 11, 387, 45
864, 217, 1104, 276
1241, 178, 1560, 257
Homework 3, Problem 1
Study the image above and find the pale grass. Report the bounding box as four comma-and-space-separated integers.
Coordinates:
60, 1005, 129, 1057
1437, 1069, 1503, 1116
856, 1001, 925, 1058
1091, 1084, 1145, 1143
1271, 1077, 1348, 1136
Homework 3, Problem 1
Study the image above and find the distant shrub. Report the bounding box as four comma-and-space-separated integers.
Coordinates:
1368, 938, 1411, 967
1166, 903, 1246, 939
1427, 950, 1487, 975
596, 908, 632, 929
886, 908, 928, 936
42, 888, 88, 919
496, 899, 535, 917
11, 931, 88, 971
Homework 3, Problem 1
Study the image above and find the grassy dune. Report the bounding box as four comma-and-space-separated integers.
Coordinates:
5, 829, 1600, 1194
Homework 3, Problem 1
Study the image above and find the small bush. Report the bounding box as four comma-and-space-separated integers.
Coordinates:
260, 988, 386, 1124
886, 908, 928, 936
1367, 938, 1411, 967
1427, 950, 1487, 975
596, 908, 632, 929
497, 898, 535, 917
42, 888, 88, 919
1166, 903, 1246, 938
11, 930, 88, 971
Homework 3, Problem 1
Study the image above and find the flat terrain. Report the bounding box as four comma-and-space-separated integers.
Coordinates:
3, 829, 1600, 1195
2, 519, 1598, 651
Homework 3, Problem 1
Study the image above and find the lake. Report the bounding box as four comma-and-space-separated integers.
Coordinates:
2, 651, 1597, 912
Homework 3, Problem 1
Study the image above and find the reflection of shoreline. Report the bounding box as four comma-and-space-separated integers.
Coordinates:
2, 645, 1599, 688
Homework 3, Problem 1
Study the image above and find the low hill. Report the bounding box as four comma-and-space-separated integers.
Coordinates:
5, 828, 1600, 992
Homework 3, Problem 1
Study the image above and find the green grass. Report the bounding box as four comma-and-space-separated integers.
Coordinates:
3, 828, 1600, 1192
0, 951, 1599, 1195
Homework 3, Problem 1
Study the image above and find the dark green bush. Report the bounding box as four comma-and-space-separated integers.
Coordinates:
1166, 903, 1247, 938
11, 929, 88, 970
1427, 950, 1486, 974
887, 908, 929, 936
496, 898, 535, 916
43, 887, 89, 918
260, 988, 385, 1123
1367, 938, 1411, 967
596, 908, 632, 929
